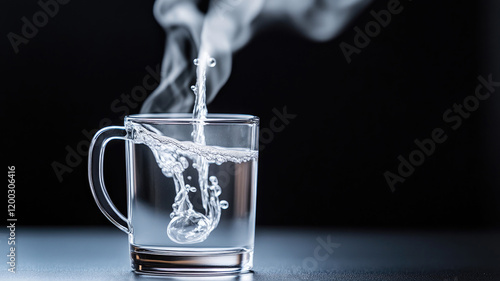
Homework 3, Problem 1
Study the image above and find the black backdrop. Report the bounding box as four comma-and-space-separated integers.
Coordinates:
3, 0, 500, 229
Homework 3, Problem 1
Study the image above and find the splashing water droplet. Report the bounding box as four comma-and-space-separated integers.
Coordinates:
208, 58, 216, 67
187, 176, 192, 180
220, 200, 229, 209
193, 58, 199, 65
189, 187, 197, 193
190, 85, 197, 92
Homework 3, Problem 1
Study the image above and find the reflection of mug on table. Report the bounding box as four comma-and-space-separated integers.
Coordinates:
88, 114, 259, 274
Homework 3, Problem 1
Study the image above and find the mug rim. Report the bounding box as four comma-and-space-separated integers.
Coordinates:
125, 113, 259, 124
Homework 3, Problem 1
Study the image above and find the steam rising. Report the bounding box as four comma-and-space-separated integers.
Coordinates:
140, 0, 371, 113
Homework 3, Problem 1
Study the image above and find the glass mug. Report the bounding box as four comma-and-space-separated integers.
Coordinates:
88, 114, 259, 275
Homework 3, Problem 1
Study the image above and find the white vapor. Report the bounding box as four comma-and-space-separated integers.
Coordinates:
140, 0, 371, 113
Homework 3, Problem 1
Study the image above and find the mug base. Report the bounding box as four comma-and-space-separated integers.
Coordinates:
130, 245, 253, 275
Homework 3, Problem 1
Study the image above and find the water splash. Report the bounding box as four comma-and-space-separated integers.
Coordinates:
127, 121, 257, 244
130, 53, 251, 243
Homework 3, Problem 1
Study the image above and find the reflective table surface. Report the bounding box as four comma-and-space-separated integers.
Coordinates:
1, 227, 499, 280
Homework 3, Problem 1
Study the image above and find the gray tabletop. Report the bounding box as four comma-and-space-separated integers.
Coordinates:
1, 227, 499, 280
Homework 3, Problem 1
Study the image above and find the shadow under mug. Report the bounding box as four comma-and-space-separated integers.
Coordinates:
88, 113, 259, 275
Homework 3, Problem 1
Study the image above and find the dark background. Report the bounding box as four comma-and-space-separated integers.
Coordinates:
2, 0, 499, 229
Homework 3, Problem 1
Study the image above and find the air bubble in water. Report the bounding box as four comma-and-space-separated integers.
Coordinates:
208, 58, 216, 67
167, 211, 210, 244
179, 157, 189, 169
209, 176, 218, 185
193, 58, 199, 65
214, 186, 221, 196
162, 168, 173, 177
220, 200, 229, 209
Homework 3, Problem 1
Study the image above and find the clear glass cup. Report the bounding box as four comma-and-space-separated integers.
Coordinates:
88, 113, 259, 275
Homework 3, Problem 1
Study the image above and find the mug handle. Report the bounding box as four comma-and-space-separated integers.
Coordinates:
88, 126, 130, 233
